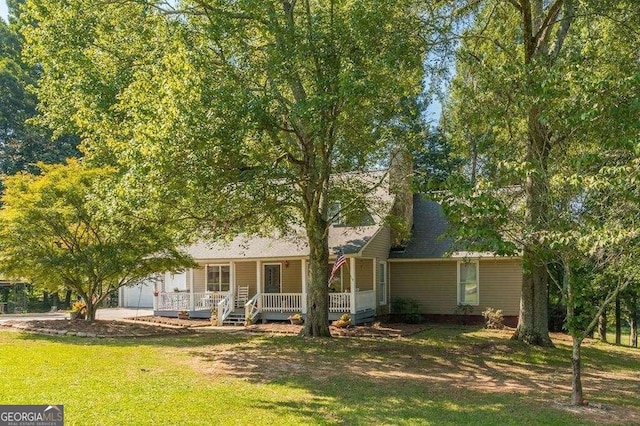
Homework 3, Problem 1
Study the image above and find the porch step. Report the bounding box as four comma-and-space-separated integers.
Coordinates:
222, 312, 246, 326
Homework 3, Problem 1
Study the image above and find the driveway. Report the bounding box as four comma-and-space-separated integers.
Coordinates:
0, 307, 153, 323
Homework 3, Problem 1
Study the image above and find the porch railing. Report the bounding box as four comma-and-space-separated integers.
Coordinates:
260, 293, 302, 312
354, 290, 375, 312
194, 292, 229, 311
329, 293, 351, 313
157, 292, 190, 311
245, 294, 260, 323
157, 291, 229, 311
217, 293, 233, 324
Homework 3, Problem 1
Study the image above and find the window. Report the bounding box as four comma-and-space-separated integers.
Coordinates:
328, 202, 342, 225
206, 265, 230, 292
458, 261, 479, 305
377, 261, 387, 305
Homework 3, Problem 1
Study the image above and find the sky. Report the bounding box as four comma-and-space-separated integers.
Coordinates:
0, 0, 8, 22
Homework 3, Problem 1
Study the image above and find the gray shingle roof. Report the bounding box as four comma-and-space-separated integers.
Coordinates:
389, 195, 504, 259
185, 224, 380, 260
389, 195, 453, 258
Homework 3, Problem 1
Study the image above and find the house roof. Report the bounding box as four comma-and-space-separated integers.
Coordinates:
185, 170, 393, 260
389, 195, 452, 259
389, 195, 499, 260
186, 224, 381, 260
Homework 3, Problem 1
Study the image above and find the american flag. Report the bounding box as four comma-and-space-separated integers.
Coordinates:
329, 250, 347, 284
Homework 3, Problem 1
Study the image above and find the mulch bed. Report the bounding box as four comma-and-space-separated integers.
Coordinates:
1, 319, 193, 338
1, 315, 430, 338
133, 315, 212, 328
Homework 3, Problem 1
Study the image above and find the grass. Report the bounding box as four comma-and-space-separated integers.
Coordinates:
1, 326, 639, 425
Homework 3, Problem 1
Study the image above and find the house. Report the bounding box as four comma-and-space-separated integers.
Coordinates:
150, 165, 522, 326
388, 196, 521, 327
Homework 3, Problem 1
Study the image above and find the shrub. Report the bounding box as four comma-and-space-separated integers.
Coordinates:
482, 307, 504, 329
454, 304, 474, 325
332, 313, 351, 328
390, 297, 423, 323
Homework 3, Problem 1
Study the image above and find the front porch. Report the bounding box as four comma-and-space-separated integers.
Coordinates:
153, 257, 384, 325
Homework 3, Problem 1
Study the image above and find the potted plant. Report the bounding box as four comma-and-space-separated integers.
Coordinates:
331, 313, 351, 328
210, 307, 218, 326
153, 289, 160, 297
70, 301, 86, 320
288, 313, 304, 325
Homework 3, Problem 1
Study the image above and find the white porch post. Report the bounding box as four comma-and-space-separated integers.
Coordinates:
301, 258, 308, 314
372, 258, 377, 310
230, 261, 236, 305
188, 268, 195, 311
349, 257, 357, 315
256, 260, 262, 312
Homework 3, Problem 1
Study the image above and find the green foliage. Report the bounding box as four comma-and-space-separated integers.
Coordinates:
433, 1, 640, 351
0, 7, 78, 182
22, 0, 428, 334
413, 128, 464, 191
390, 296, 423, 323
482, 307, 504, 329
0, 159, 194, 319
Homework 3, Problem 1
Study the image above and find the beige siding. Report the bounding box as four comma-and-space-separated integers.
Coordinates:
361, 225, 391, 260
235, 261, 257, 295
193, 266, 206, 293
390, 259, 522, 316
391, 261, 457, 314
478, 259, 522, 316
281, 260, 302, 293
356, 259, 374, 291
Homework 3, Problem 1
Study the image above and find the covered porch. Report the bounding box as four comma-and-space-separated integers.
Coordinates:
153, 257, 384, 325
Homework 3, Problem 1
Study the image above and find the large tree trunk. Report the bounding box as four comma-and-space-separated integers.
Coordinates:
511, 0, 571, 349
304, 212, 331, 337
85, 300, 97, 321
513, 260, 552, 346
615, 295, 621, 345
598, 309, 607, 343
512, 132, 552, 346
571, 336, 584, 405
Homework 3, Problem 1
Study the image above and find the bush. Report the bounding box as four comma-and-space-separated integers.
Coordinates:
390, 297, 423, 323
331, 313, 351, 328
482, 307, 504, 329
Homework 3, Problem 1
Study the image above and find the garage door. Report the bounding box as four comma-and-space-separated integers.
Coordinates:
122, 281, 154, 308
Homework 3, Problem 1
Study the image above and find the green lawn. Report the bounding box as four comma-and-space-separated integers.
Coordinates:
1, 326, 639, 425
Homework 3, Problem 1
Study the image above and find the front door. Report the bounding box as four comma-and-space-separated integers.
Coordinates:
264, 264, 281, 293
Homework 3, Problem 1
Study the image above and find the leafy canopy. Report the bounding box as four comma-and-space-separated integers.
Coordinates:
0, 159, 193, 318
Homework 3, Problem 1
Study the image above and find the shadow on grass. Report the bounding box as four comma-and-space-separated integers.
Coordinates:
9, 325, 640, 423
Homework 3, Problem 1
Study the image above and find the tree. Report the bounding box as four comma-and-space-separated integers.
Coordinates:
22, 1, 427, 335
0, 2, 78, 184
437, 0, 640, 346
0, 160, 193, 320
413, 127, 464, 190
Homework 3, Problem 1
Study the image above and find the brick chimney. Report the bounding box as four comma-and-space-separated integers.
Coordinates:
389, 147, 414, 248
